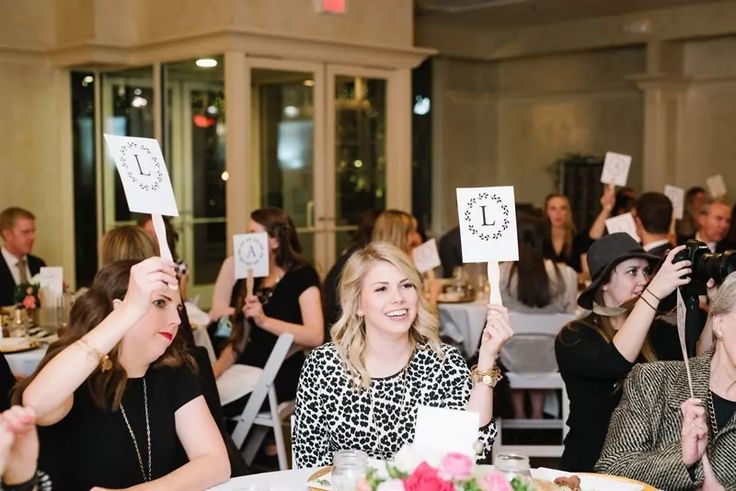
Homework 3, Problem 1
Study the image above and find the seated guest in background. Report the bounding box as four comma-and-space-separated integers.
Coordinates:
439, 225, 462, 279
0, 207, 45, 307
634, 192, 675, 258
213, 207, 323, 409
555, 233, 691, 472
293, 242, 511, 467
323, 209, 380, 334
138, 215, 189, 299
0, 406, 47, 490
543, 194, 589, 273
16, 258, 230, 490
676, 186, 706, 243
689, 198, 735, 252
729, 202, 736, 245
596, 272, 736, 489
501, 213, 577, 419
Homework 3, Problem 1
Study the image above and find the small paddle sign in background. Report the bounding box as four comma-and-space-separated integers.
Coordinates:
103, 134, 178, 260
664, 185, 685, 220
233, 232, 270, 298
600, 151, 632, 187
412, 238, 441, 274
456, 186, 519, 305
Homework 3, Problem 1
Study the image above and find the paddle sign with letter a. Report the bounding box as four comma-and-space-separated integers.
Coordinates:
103, 134, 178, 260
456, 186, 519, 305
233, 233, 269, 297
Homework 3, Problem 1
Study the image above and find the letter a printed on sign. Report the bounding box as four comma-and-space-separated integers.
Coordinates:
233, 233, 269, 279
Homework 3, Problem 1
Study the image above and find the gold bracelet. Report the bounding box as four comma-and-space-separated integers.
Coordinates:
77, 337, 113, 372
470, 364, 503, 388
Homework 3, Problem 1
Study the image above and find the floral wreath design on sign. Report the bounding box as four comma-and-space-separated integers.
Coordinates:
118, 141, 165, 192
237, 238, 266, 267
463, 192, 510, 242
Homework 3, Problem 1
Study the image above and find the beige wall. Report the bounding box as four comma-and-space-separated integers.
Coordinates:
0, 58, 73, 270
432, 48, 645, 231
423, 2, 736, 233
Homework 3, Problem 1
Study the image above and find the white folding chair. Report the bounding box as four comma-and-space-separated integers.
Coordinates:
492, 312, 575, 460
229, 333, 295, 470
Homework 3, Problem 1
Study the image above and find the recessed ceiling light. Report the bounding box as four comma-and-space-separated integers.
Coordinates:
196, 58, 218, 68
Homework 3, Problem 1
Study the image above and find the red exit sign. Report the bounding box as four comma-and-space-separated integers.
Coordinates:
315, 0, 346, 14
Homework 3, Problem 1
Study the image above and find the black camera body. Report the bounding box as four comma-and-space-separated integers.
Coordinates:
674, 239, 736, 297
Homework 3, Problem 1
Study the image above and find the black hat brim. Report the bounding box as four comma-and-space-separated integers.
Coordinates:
577, 251, 661, 310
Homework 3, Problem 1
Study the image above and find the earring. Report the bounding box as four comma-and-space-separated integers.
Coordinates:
356, 311, 363, 318
714, 329, 724, 340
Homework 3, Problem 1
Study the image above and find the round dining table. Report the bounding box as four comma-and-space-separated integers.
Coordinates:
207, 467, 318, 490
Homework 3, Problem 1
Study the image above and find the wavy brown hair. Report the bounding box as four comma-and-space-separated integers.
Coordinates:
330, 242, 442, 389
14, 260, 194, 411
229, 208, 308, 354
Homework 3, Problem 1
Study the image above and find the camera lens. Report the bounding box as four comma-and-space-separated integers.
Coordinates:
696, 250, 736, 284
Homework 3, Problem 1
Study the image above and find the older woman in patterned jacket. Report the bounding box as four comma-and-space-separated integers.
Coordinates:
293, 242, 512, 467
596, 272, 736, 490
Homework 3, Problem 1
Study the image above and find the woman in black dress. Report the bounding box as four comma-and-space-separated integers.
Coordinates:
213, 208, 323, 407
555, 233, 691, 472
16, 258, 230, 490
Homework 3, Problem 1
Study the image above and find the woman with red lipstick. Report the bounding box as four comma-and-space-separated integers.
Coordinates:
15, 258, 230, 490
293, 242, 512, 467
555, 233, 691, 472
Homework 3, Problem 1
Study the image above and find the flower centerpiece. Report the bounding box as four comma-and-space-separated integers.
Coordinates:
359, 446, 532, 491
13, 274, 41, 311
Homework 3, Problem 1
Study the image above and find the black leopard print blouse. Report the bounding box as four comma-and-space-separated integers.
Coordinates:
293, 342, 497, 467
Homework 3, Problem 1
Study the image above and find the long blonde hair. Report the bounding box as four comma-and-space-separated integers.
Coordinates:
330, 242, 442, 389
371, 210, 418, 254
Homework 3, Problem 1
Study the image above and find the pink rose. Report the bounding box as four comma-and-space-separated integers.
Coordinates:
403, 462, 453, 491
356, 480, 372, 491
438, 452, 474, 481
376, 479, 405, 491
481, 471, 513, 491
22, 295, 36, 310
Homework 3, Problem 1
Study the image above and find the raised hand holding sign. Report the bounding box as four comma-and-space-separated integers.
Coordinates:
103, 134, 178, 260
456, 186, 519, 306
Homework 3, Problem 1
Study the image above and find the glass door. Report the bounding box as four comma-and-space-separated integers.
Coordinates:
327, 70, 388, 259
248, 59, 327, 271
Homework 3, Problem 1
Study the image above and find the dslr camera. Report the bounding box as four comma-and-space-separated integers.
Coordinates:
674, 239, 736, 297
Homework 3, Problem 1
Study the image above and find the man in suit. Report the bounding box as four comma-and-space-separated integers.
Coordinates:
0, 207, 45, 306
690, 198, 735, 252
634, 192, 675, 258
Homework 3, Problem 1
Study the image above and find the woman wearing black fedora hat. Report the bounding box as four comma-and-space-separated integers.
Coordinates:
555, 232, 692, 472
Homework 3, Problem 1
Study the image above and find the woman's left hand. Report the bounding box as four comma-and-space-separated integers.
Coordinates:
478, 305, 513, 368
243, 295, 269, 328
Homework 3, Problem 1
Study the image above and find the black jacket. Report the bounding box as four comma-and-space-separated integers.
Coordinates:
0, 253, 45, 306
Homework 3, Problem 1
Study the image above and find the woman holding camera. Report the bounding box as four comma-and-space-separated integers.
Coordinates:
596, 272, 736, 490
555, 233, 691, 471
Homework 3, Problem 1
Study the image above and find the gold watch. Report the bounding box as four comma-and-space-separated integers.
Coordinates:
470, 364, 503, 388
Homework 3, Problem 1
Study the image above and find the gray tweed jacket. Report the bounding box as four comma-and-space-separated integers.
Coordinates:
596, 351, 736, 490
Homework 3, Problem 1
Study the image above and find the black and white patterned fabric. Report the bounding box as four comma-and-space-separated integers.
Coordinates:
597, 350, 736, 490
293, 342, 497, 468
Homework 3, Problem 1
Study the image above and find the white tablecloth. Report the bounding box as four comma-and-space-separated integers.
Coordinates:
4, 346, 47, 377
208, 467, 317, 490
438, 299, 488, 358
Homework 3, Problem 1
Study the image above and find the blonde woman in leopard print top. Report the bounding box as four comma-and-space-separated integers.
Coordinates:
293, 242, 512, 467
597, 272, 736, 490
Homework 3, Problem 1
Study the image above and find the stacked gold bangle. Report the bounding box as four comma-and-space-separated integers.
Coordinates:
77, 337, 112, 372
470, 364, 503, 388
